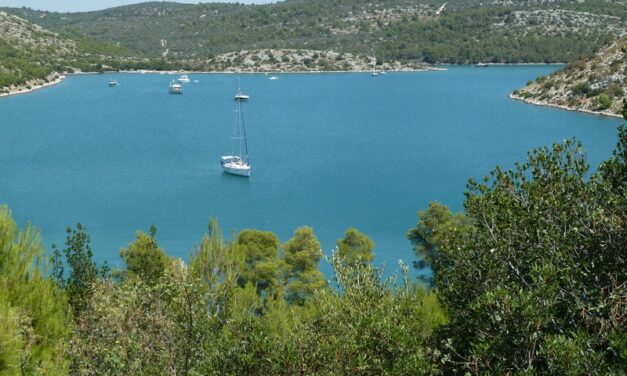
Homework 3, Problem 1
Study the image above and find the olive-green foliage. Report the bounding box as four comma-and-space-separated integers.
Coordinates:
281, 226, 326, 304
119, 225, 170, 284
407, 201, 474, 285
0, 39, 53, 89
62, 218, 447, 375
0, 206, 71, 375
336, 227, 374, 267
0, 27, 140, 92
236, 229, 287, 297
284, 255, 446, 375
597, 93, 612, 110
411, 127, 627, 374
2, 0, 620, 65
190, 219, 242, 320
70, 263, 210, 376
191, 219, 239, 285
598, 125, 627, 224
202, 253, 446, 376
56, 223, 99, 318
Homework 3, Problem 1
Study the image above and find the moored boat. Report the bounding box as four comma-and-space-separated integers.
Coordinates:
234, 77, 250, 101
221, 86, 251, 177
169, 80, 183, 94
222, 158, 251, 177
371, 53, 379, 76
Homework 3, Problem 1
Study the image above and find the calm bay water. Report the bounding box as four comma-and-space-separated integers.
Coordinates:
0, 66, 622, 275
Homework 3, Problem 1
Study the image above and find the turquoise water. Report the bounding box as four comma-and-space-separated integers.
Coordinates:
0, 67, 622, 275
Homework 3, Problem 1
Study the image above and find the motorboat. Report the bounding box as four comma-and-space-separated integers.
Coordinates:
169, 80, 183, 94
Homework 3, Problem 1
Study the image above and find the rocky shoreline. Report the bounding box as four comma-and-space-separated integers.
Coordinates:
510, 93, 623, 119
0, 75, 66, 98
118, 66, 445, 75
510, 35, 626, 120
0, 63, 443, 98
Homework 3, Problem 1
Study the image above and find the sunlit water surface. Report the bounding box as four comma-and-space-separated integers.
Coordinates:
0, 66, 622, 276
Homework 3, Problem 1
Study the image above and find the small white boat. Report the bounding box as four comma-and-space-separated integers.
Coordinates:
169, 80, 183, 94
234, 77, 249, 101
379, 71, 387, 75
475, 62, 489, 68
177, 74, 190, 83
269, 75, 279, 80
108, 80, 118, 87
221, 87, 251, 177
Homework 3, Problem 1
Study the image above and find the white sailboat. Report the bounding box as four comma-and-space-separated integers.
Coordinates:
234, 77, 249, 101
221, 93, 251, 177
177, 74, 190, 83
379, 53, 387, 75
371, 54, 379, 77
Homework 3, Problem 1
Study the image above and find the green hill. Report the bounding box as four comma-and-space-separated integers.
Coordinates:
0, 11, 140, 93
512, 36, 627, 118
3, 0, 626, 64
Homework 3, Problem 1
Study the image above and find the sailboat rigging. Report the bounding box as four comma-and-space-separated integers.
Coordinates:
221, 87, 251, 177
371, 53, 379, 77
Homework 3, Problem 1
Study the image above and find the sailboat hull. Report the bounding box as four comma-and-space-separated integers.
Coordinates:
223, 163, 251, 177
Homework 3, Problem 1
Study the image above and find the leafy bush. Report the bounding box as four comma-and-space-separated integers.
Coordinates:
597, 93, 612, 110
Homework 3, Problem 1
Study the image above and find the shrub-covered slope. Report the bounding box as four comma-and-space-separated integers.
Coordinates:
2, 0, 625, 64
0, 11, 138, 93
512, 36, 627, 118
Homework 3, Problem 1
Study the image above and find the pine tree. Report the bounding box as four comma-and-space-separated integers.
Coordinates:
0, 205, 71, 374
336, 228, 374, 267
282, 226, 326, 304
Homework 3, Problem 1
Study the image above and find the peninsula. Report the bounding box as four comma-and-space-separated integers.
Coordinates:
512, 36, 626, 119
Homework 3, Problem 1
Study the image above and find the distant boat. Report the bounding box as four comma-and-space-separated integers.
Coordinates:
169, 80, 183, 94
221, 86, 251, 177
475, 62, 489, 67
177, 74, 190, 83
108, 80, 118, 87
269, 75, 279, 80
371, 53, 379, 77
234, 77, 250, 101
379, 71, 387, 75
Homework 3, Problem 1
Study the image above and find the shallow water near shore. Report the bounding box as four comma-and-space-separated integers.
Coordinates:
0, 66, 622, 277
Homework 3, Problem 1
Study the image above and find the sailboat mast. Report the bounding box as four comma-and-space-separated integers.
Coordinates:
236, 98, 242, 160
240, 100, 249, 163
230, 102, 238, 157
373, 52, 376, 71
